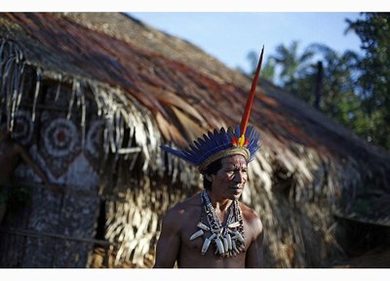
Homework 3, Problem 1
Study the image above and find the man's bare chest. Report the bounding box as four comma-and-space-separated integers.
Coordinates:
179, 221, 247, 267
178, 206, 251, 264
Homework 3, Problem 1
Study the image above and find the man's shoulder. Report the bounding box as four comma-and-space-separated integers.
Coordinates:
238, 201, 259, 219
163, 192, 202, 228
239, 202, 263, 234
169, 192, 201, 212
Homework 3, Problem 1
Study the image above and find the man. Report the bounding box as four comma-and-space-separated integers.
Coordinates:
0, 126, 61, 224
155, 47, 265, 268
154, 126, 264, 268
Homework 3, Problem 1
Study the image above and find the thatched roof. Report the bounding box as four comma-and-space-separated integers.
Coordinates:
1, 12, 389, 267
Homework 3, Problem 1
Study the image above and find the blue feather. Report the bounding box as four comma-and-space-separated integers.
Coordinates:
161, 125, 261, 167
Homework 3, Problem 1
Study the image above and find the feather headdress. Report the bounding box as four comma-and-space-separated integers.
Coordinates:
162, 47, 264, 173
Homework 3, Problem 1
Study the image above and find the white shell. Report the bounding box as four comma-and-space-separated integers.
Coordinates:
232, 239, 238, 252
226, 234, 232, 251
223, 237, 229, 251
197, 222, 210, 231
234, 231, 245, 243
201, 238, 212, 255
189, 229, 204, 241
215, 237, 225, 254
201, 233, 216, 255
228, 221, 240, 228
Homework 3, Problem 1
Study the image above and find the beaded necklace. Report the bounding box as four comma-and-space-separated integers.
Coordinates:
189, 190, 245, 257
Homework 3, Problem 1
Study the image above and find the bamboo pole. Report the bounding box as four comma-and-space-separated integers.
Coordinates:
0, 227, 113, 246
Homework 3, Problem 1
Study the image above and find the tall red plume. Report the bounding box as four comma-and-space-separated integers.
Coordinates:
239, 46, 264, 139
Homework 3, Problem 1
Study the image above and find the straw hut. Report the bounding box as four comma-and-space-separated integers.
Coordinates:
0, 13, 389, 268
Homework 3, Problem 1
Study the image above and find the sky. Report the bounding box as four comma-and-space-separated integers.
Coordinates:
130, 12, 363, 74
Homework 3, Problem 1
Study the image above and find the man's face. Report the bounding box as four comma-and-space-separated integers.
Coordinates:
210, 154, 248, 200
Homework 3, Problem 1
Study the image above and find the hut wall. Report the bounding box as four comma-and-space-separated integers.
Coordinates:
0, 70, 102, 267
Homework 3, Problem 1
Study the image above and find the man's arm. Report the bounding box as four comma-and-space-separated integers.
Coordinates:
245, 216, 264, 268
154, 208, 181, 268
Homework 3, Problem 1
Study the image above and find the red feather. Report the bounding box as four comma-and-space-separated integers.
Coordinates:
239, 46, 264, 139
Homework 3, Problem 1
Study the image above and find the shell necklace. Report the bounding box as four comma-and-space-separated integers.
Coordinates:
189, 190, 245, 257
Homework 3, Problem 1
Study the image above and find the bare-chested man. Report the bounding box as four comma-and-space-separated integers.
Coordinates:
154, 153, 263, 268
155, 47, 265, 268
0, 126, 60, 223
155, 125, 263, 268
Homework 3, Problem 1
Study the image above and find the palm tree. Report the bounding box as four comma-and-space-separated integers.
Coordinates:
271, 41, 315, 89
306, 43, 361, 115
245, 50, 277, 84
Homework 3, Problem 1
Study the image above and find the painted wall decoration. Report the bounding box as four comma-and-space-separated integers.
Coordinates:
1, 110, 103, 267
43, 117, 79, 158
38, 114, 81, 178
85, 120, 104, 171
11, 110, 34, 146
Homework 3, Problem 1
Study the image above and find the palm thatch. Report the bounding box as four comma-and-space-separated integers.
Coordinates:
0, 12, 389, 268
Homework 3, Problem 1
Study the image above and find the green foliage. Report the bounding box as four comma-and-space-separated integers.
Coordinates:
262, 57, 277, 83
347, 13, 390, 149
271, 40, 315, 87
246, 13, 390, 150
247, 51, 276, 82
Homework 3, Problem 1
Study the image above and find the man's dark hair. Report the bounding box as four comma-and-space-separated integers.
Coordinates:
202, 158, 222, 191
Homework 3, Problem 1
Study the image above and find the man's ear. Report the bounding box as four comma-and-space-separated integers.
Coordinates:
205, 174, 213, 182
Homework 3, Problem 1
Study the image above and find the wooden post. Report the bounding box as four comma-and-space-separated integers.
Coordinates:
314, 61, 323, 110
